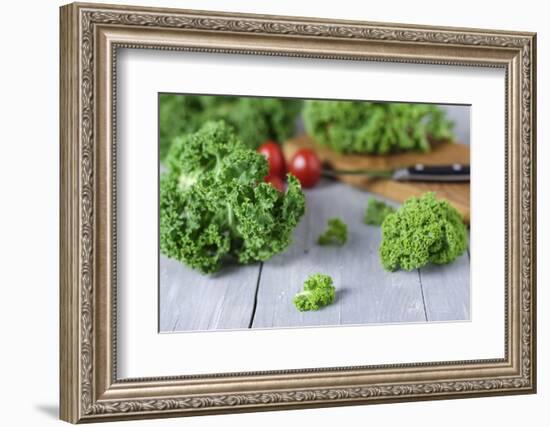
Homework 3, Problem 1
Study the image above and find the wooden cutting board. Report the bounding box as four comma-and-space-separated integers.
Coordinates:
283, 134, 470, 224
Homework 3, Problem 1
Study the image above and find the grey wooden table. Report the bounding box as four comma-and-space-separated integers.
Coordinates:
159, 181, 470, 333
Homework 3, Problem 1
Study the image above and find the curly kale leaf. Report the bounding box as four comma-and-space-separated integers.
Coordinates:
159, 95, 204, 161
364, 198, 396, 226
379, 192, 467, 272
303, 100, 454, 154
160, 121, 306, 274
293, 273, 336, 312
317, 218, 348, 246
159, 94, 302, 160
224, 97, 302, 149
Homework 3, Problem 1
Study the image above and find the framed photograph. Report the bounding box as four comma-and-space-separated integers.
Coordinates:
60, 2, 537, 423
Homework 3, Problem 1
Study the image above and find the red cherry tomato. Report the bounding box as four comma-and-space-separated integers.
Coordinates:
288, 148, 322, 188
264, 174, 285, 192
257, 141, 286, 179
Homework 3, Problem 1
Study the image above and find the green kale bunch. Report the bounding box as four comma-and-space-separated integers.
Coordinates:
160, 121, 306, 274
159, 95, 205, 160
317, 218, 348, 246
364, 198, 396, 226
293, 273, 336, 312
159, 94, 302, 160
379, 192, 467, 271
303, 100, 454, 154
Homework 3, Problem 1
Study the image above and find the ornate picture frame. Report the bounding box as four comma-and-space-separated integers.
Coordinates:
60, 2, 536, 423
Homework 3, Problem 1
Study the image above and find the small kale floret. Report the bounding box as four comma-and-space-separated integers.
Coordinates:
379, 192, 467, 271
303, 100, 454, 154
317, 218, 348, 246
293, 273, 336, 312
364, 198, 396, 226
160, 121, 306, 274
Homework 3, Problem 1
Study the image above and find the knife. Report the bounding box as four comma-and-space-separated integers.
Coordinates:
324, 164, 470, 182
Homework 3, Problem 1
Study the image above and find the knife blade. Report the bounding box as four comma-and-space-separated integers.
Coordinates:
324, 164, 470, 182
392, 164, 470, 182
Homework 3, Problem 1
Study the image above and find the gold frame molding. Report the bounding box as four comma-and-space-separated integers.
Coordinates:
60, 2, 537, 423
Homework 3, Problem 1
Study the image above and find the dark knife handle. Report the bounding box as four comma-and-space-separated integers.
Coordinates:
400, 164, 470, 182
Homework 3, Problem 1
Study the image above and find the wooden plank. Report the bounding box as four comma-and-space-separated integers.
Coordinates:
283, 134, 470, 223
419, 236, 471, 322
159, 181, 470, 331
159, 255, 261, 332
339, 227, 427, 325
252, 182, 428, 329
249, 187, 342, 329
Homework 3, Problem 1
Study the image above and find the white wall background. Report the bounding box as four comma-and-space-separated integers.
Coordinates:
441, 105, 470, 145
0, 0, 544, 426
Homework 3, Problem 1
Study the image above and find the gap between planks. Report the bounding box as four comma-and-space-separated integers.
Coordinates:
247, 262, 263, 328
159, 182, 470, 332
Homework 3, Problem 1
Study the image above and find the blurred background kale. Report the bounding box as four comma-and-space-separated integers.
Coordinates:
159, 94, 469, 161
159, 94, 301, 159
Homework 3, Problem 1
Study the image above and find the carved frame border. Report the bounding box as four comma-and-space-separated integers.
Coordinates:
60, 2, 536, 423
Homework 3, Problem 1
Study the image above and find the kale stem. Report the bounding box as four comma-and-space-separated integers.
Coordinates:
226, 202, 234, 229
